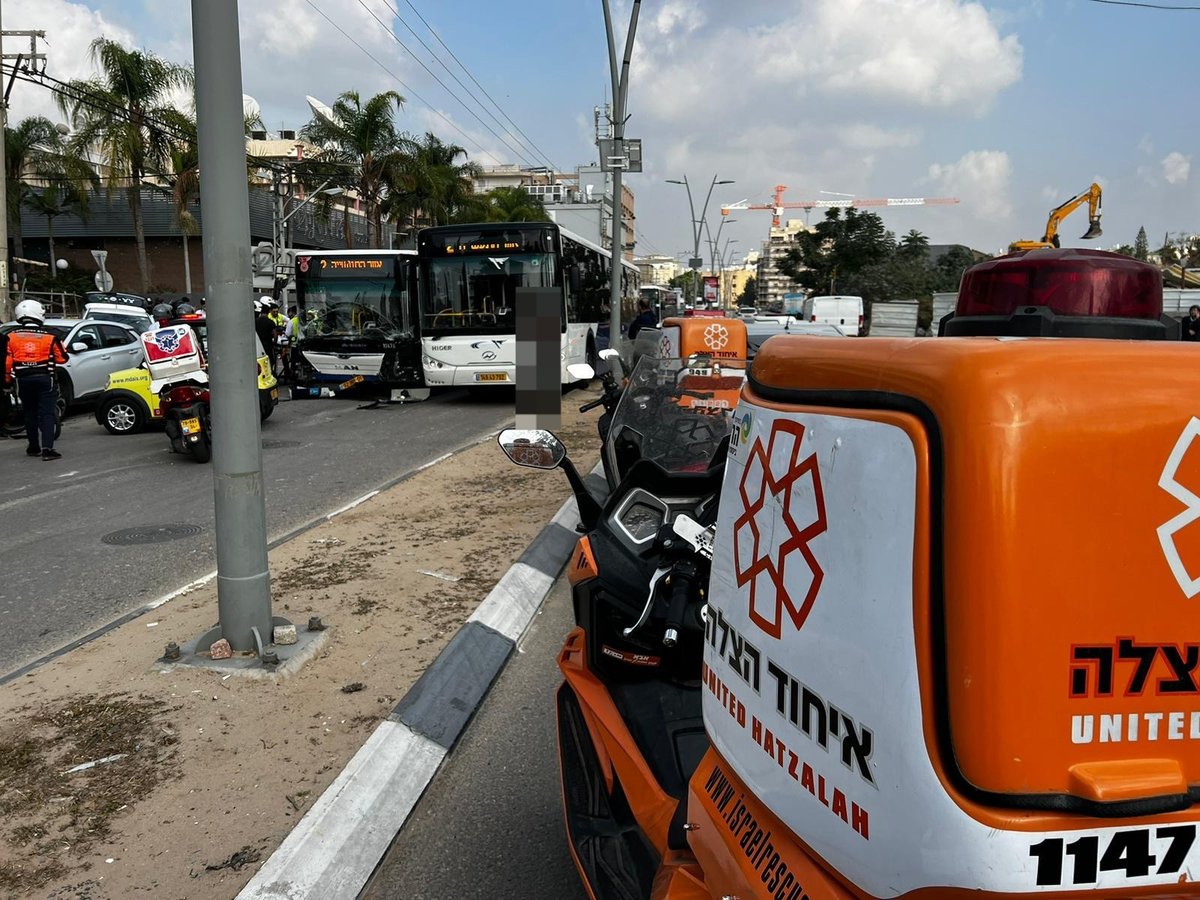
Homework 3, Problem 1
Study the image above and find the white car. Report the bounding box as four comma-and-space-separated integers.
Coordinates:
1, 317, 143, 407
83, 302, 154, 334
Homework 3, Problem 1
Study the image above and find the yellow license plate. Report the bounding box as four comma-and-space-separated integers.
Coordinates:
339, 375, 365, 390
476, 373, 508, 383
270, 388, 278, 400
181, 416, 201, 434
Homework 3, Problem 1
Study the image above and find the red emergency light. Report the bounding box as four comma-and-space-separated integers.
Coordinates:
942, 248, 1174, 339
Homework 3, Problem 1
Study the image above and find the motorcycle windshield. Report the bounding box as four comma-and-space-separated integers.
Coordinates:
608, 355, 745, 475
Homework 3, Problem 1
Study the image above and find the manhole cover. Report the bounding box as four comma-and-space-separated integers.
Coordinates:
102, 524, 204, 546
262, 440, 302, 450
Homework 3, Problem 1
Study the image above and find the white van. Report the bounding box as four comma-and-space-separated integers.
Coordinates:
802, 295, 864, 336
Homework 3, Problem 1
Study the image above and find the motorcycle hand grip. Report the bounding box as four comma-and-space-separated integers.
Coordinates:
579, 397, 605, 412
662, 574, 692, 648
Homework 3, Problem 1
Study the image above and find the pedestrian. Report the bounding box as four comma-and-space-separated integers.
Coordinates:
627, 298, 658, 340
1184, 305, 1200, 342
254, 299, 279, 374
196, 297, 207, 319
4, 299, 68, 460
285, 305, 303, 381
267, 301, 287, 375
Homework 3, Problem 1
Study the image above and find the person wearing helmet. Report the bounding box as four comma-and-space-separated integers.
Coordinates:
254, 300, 279, 375
5, 299, 68, 460
176, 303, 196, 317
152, 302, 175, 328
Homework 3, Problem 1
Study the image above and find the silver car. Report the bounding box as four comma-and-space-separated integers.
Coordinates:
1, 317, 142, 407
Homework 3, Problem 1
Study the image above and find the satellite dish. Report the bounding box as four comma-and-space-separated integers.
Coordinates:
243, 94, 261, 121
306, 95, 341, 127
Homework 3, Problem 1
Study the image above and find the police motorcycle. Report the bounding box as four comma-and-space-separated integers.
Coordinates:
518, 248, 1200, 900
143, 306, 211, 463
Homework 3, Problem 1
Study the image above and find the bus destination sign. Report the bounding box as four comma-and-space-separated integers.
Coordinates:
297, 255, 394, 276
421, 227, 553, 257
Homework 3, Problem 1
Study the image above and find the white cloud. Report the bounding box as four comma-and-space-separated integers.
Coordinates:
6, 0, 137, 124
1163, 151, 1191, 185
927, 150, 1013, 220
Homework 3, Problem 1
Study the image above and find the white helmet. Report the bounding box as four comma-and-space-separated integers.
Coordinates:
14, 298, 45, 323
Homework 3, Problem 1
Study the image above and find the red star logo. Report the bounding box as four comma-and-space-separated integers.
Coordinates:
733, 419, 827, 639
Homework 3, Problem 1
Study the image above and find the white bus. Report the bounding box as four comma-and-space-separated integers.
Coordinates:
292, 249, 427, 398
415, 222, 639, 387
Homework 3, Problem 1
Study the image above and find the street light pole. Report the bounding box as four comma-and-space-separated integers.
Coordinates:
667, 174, 733, 308
191, 0, 273, 654
601, 0, 641, 353
0, 9, 10, 321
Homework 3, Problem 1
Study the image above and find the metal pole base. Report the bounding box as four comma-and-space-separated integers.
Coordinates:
159, 615, 329, 678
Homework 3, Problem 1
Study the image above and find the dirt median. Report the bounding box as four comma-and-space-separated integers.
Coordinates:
0, 385, 603, 899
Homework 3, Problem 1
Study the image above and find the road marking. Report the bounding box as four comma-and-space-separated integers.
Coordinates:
57, 471, 79, 478
326, 490, 380, 519
146, 570, 217, 610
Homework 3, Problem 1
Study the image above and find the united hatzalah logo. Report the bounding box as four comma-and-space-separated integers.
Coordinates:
704, 323, 729, 351
733, 418, 828, 639
1158, 417, 1200, 598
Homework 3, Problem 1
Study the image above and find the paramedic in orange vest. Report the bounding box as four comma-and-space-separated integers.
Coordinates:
4, 299, 68, 460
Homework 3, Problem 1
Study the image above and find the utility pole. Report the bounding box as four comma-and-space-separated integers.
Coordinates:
601, 0, 641, 353
191, 0, 274, 656
0, 22, 47, 321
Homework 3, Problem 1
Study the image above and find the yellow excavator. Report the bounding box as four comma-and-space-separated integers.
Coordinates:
1009, 182, 1102, 252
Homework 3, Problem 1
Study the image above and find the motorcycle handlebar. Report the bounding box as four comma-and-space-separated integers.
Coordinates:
579, 397, 605, 413
662, 571, 693, 648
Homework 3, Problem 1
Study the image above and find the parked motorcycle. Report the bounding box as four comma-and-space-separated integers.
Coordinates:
159, 379, 211, 462
141, 323, 211, 463
499, 351, 741, 899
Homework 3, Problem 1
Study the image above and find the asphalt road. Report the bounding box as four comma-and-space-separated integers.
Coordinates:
0, 388, 517, 678
361, 576, 589, 900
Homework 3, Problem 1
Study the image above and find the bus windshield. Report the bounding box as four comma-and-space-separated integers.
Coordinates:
421, 253, 558, 335
302, 276, 409, 339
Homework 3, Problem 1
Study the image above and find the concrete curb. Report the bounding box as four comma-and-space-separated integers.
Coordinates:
236, 466, 605, 900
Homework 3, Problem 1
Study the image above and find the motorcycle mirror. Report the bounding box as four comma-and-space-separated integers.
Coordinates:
498, 428, 567, 470
566, 363, 594, 381
598, 349, 620, 360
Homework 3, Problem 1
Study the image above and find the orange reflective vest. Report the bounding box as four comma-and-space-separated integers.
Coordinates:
5, 327, 68, 383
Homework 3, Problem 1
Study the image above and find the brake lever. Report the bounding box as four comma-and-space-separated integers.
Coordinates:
623, 565, 670, 639
670, 514, 715, 560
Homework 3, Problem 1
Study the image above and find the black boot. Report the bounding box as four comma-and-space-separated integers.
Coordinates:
41, 448, 61, 461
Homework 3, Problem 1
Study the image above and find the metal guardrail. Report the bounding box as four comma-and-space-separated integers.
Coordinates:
14, 290, 83, 319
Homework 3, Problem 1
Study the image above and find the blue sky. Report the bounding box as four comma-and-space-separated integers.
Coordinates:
9, 0, 1200, 262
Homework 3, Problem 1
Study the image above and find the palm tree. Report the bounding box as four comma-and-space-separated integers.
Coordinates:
475, 186, 549, 223
5, 116, 93, 280
55, 38, 193, 293
300, 90, 405, 247
898, 229, 930, 257
22, 184, 90, 279
385, 133, 481, 230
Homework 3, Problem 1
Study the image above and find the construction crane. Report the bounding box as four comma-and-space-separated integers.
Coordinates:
1009, 183, 1102, 252
721, 184, 961, 227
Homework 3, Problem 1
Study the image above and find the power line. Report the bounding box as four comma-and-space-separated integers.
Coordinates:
351, 0, 542, 170
361, 0, 559, 173
1085, 0, 1200, 8
389, 0, 562, 173
302, 0, 505, 167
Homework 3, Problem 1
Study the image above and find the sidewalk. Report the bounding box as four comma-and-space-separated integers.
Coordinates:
0, 386, 603, 899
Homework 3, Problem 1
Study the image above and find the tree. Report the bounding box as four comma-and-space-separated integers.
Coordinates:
898, 229, 930, 258
777, 207, 894, 297
737, 275, 757, 306
931, 245, 977, 292
1112, 244, 1136, 258
5, 116, 95, 284
1134, 226, 1149, 261
385, 132, 481, 231
300, 90, 405, 247
162, 115, 200, 293
473, 186, 549, 223
22, 184, 90, 279
55, 38, 193, 293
